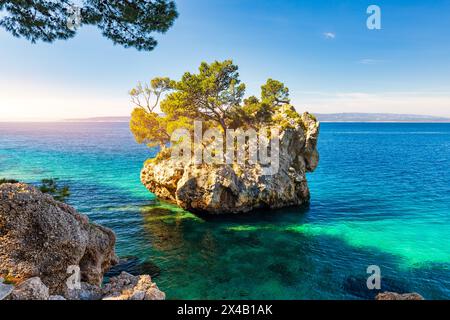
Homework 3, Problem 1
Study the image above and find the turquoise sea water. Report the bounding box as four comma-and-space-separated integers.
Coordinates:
0, 122, 449, 299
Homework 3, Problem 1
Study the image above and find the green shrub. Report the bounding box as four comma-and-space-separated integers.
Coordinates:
38, 178, 70, 202
0, 178, 19, 185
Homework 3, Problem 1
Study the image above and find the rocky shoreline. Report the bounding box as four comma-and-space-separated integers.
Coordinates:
0, 183, 165, 300
0, 183, 425, 301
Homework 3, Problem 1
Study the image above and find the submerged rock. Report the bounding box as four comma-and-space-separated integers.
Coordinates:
0, 183, 118, 294
141, 108, 320, 214
342, 275, 409, 299
105, 256, 161, 279
376, 292, 424, 300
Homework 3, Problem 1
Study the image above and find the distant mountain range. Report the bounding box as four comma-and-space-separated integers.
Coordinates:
314, 113, 450, 122
66, 113, 450, 123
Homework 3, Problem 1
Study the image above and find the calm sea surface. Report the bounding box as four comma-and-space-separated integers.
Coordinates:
0, 122, 449, 299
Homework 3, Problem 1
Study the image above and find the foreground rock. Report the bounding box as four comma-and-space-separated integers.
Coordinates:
0, 183, 165, 300
0, 278, 14, 300
5, 272, 164, 300
141, 107, 320, 214
8, 277, 49, 300
102, 272, 165, 300
0, 183, 118, 294
376, 292, 424, 300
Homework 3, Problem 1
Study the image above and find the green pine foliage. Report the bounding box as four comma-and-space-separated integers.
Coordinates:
129, 60, 298, 153
0, 0, 178, 51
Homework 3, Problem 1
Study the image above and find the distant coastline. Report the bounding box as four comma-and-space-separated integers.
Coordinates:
65, 116, 131, 123
64, 113, 450, 123
314, 113, 450, 123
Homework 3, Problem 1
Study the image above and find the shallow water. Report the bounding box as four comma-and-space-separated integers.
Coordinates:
0, 122, 449, 299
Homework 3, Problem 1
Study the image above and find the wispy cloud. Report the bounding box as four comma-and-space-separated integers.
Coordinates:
357, 59, 384, 65
323, 32, 336, 39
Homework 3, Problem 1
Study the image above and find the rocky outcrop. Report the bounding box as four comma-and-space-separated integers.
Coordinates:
141, 108, 320, 214
102, 272, 165, 300
0, 183, 165, 300
8, 277, 50, 300
62, 282, 103, 300
4, 272, 163, 301
0, 183, 118, 294
375, 292, 424, 300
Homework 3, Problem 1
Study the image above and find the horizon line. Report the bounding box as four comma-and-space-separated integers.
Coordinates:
2, 111, 450, 124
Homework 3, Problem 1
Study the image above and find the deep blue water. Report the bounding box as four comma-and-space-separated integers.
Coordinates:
0, 122, 449, 299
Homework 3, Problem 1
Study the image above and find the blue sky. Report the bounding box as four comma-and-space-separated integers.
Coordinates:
1, 0, 450, 120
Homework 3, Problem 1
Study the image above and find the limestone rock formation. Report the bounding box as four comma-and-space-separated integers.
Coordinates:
8, 277, 49, 300
63, 282, 103, 300
48, 295, 67, 300
0, 183, 118, 294
0, 183, 166, 300
5, 272, 164, 301
141, 108, 320, 214
102, 271, 165, 300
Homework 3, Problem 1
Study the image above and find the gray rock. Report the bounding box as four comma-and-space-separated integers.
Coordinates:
0, 282, 14, 300
9, 277, 49, 300
376, 292, 424, 300
0, 183, 166, 300
0, 183, 118, 294
102, 272, 165, 300
141, 107, 320, 214
63, 282, 103, 300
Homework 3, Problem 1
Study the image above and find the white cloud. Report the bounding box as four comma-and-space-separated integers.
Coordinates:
357, 59, 383, 65
323, 32, 336, 39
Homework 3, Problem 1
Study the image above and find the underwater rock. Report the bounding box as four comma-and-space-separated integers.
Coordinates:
105, 256, 161, 279
141, 108, 320, 214
342, 275, 410, 299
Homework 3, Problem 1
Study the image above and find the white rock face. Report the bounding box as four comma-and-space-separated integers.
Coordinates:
141, 109, 320, 214
9, 277, 50, 300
